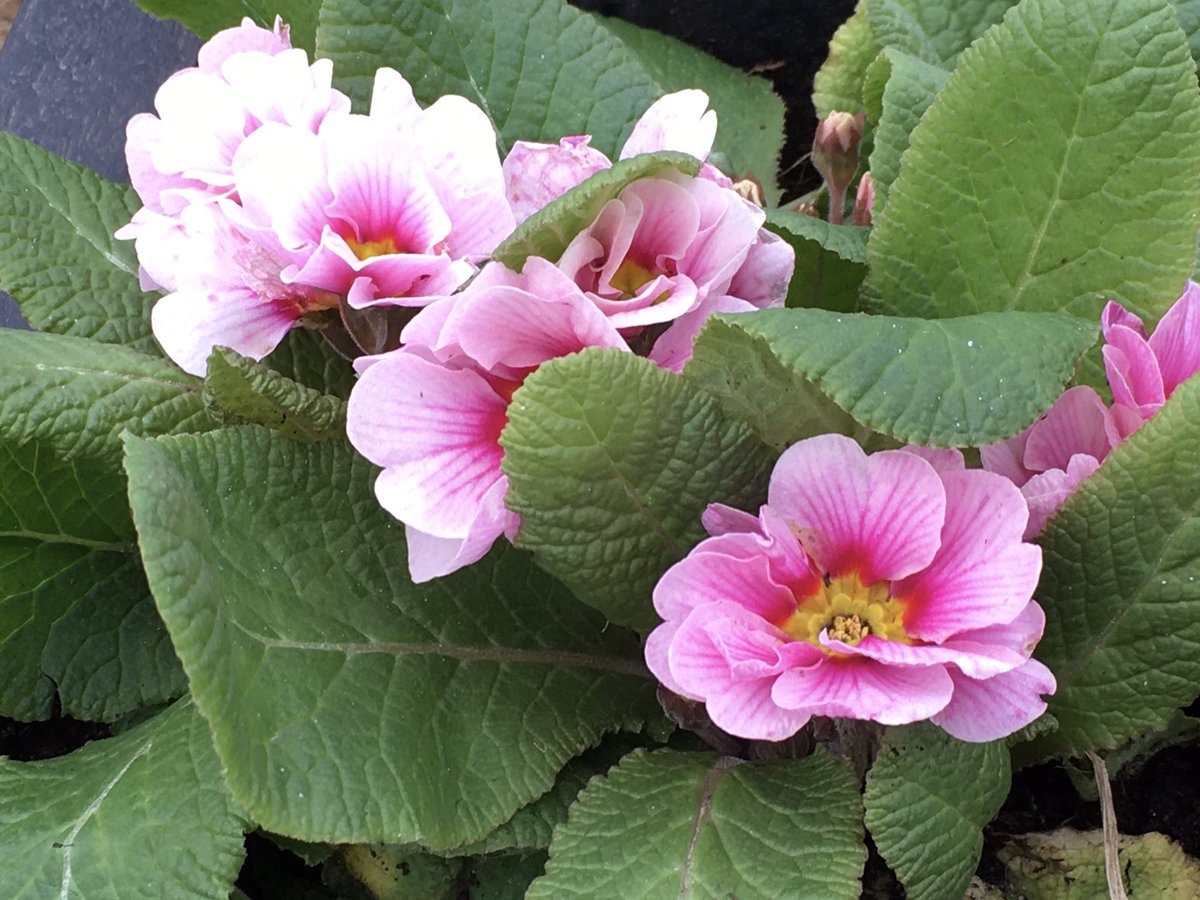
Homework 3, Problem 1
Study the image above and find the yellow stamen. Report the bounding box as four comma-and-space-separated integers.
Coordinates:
782, 572, 910, 652
609, 259, 655, 297
344, 235, 400, 261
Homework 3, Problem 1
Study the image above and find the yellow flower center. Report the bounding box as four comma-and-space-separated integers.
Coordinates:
345, 235, 401, 261
609, 258, 656, 297
782, 573, 910, 651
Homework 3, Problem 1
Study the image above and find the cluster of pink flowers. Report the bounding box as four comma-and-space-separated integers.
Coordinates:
120, 19, 793, 580
119, 17, 514, 375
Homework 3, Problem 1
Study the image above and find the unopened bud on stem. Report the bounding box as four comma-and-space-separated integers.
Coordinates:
811, 110, 865, 225
853, 172, 875, 226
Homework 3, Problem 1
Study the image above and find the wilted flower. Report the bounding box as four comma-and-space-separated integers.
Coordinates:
646, 434, 1055, 743
1102, 282, 1200, 421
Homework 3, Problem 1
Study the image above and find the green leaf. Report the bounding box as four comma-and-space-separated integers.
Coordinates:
865, 0, 1200, 323
492, 152, 702, 271
0, 330, 218, 466
0, 698, 247, 899
0, 438, 185, 722
467, 851, 548, 899
527, 748, 865, 899
863, 49, 949, 216
864, 722, 1011, 900
447, 733, 645, 857
1176, 1, 1200, 70
814, 2, 878, 117
204, 347, 347, 442
124, 427, 662, 848
501, 350, 775, 632
685, 318, 861, 451
685, 308, 1096, 448
132, 0, 321, 51
1024, 375, 1200, 760
765, 211, 869, 312
262, 327, 356, 400
0, 132, 158, 354
867, 0, 1016, 67
316, 0, 783, 188
595, 17, 785, 201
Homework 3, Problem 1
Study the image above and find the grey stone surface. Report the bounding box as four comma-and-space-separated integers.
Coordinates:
0, 0, 200, 329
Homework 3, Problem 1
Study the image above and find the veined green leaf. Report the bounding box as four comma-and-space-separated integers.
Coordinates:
501, 350, 775, 632
124, 427, 662, 848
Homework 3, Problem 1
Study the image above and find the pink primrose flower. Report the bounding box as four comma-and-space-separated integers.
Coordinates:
121, 17, 349, 219
123, 62, 513, 375
980, 386, 1139, 539
502, 89, 725, 224
645, 434, 1055, 743
346, 262, 630, 582
1102, 282, 1200, 421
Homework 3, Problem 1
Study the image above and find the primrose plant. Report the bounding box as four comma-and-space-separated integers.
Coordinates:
2, 0, 1200, 897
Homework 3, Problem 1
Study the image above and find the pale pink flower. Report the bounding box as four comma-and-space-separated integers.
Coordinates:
980, 386, 1138, 539
646, 434, 1054, 743
125, 64, 513, 375
121, 17, 349, 219
502, 89, 725, 223
1102, 282, 1200, 421
346, 262, 629, 582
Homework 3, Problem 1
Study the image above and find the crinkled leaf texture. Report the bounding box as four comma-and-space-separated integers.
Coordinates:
262, 327, 357, 400
813, 2, 876, 118
1025, 374, 1200, 760
867, 0, 1016, 67
123, 426, 662, 848
866, 0, 1200, 324
501, 349, 776, 633
0, 438, 183, 721
0, 132, 156, 354
315, 0, 783, 193
204, 346, 347, 442
527, 748, 865, 899
0, 698, 248, 900
684, 308, 1097, 448
0, 330, 216, 465
493, 152, 701, 271
765, 212, 868, 312
863, 49, 949, 216
865, 723, 1011, 900
132, 0, 322, 51
0, 330, 213, 721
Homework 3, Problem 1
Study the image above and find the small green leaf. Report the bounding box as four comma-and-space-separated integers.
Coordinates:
492, 152, 701, 271
501, 350, 775, 632
867, 0, 1016, 68
0, 699, 247, 900
204, 347, 347, 442
865, 722, 1011, 900
124, 427, 662, 848
0, 132, 157, 353
814, 2, 878, 117
865, 0, 1200, 323
595, 17, 785, 201
1025, 374, 1200, 760
527, 748, 865, 899
132, 0, 321, 51
685, 308, 1096, 448
0, 438, 184, 722
863, 49, 949, 215
765, 211, 869, 312
262, 327, 356, 400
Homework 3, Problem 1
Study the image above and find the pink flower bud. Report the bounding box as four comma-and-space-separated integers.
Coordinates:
811, 111, 865, 224
853, 172, 875, 226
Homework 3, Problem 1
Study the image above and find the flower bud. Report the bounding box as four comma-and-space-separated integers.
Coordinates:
853, 172, 875, 226
811, 110, 865, 224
